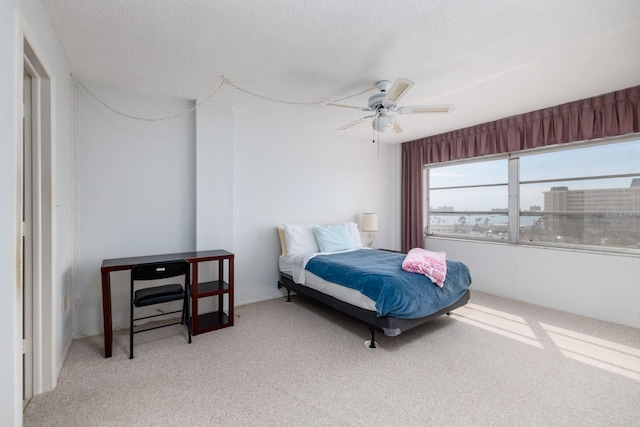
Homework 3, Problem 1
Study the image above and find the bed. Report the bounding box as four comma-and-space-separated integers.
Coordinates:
276, 223, 472, 347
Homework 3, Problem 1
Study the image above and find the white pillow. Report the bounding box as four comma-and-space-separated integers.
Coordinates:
347, 222, 363, 248
313, 224, 352, 252
283, 224, 320, 255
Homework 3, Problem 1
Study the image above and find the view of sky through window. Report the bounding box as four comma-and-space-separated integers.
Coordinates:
429, 140, 639, 212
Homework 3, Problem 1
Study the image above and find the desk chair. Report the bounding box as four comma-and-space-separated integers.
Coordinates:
130, 260, 192, 359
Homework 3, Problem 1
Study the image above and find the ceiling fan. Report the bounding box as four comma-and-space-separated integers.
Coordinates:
328, 78, 454, 133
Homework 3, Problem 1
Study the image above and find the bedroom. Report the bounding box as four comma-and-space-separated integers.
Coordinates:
1, 1, 639, 425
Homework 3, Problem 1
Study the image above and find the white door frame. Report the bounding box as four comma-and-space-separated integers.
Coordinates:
18, 16, 57, 400
22, 60, 34, 409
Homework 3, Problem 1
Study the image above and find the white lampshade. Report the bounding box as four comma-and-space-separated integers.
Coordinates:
361, 213, 378, 232
372, 115, 393, 132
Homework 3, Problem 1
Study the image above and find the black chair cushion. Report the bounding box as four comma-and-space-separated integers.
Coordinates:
135, 283, 184, 307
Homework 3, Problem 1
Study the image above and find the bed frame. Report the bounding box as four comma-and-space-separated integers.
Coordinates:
278, 272, 470, 348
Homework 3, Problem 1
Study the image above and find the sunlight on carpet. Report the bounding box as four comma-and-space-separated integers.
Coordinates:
451, 303, 543, 348
540, 322, 640, 382
451, 302, 640, 382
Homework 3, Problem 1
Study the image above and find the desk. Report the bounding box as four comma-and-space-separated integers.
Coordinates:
101, 250, 234, 358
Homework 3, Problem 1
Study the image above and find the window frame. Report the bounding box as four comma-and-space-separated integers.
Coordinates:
424, 134, 640, 256
425, 153, 511, 242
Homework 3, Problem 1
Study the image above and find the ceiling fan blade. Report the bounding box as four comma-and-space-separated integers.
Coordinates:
383, 78, 414, 104
392, 119, 403, 133
398, 104, 455, 114
326, 102, 362, 109
336, 115, 374, 131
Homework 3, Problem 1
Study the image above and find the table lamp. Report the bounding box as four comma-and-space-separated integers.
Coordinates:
361, 213, 378, 248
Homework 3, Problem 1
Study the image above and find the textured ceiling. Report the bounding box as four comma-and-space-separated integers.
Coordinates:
43, 0, 640, 143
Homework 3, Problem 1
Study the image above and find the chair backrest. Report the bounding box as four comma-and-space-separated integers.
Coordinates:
131, 260, 190, 282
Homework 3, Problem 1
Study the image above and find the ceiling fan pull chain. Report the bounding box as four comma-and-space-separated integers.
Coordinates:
373, 116, 377, 143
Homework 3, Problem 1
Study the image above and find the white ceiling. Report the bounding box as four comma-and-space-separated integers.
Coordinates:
43, 0, 640, 143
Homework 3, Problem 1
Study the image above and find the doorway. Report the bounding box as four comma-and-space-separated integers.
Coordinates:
20, 33, 55, 408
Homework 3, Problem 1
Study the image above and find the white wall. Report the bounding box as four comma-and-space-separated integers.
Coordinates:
75, 82, 196, 335
1, 1, 74, 425
195, 103, 234, 251
426, 238, 640, 328
231, 110, 401, 305
74, 89, 401, 336
0, 2, 21, 424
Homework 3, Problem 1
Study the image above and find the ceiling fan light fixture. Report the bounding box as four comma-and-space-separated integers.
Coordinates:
373, 115, 393, 132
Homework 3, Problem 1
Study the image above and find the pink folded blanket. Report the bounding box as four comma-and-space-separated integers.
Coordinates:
401, 248, 447, 287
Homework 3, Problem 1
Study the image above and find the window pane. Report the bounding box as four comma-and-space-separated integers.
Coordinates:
520, 140, 640, 181
519, 177, 638, 212
519, 211, 640, 249
430, 159, 507, 188
519, 140, 640, 250
427, 159, 509, 242
429, 212, 509, 240
430, 186, 508, 212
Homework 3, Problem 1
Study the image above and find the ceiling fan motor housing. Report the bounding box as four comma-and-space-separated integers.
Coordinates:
368, 92, 391, 110
369, 80, 395, 110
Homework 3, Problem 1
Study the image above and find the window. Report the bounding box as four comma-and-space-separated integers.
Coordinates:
427, 158, 509, 241
425, 136, 640, 253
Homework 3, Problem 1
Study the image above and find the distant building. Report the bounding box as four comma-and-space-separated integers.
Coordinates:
431, 206, 454, 211
544, 182, 639, 213
543, 180, 640, 236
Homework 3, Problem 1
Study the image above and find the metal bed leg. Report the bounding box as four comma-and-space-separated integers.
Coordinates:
278, 280, 293, 303
364, 328, 378, 349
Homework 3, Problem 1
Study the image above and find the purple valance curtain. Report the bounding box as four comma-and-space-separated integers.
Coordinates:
401, 85, 640, 252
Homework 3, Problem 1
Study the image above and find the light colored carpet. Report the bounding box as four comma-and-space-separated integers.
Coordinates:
24, 291, 640, 426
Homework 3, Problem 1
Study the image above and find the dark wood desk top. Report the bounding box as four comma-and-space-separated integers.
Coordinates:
101, 249, 234, 271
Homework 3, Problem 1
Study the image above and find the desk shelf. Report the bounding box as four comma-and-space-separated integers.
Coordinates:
196, 311, 231, 333
188, 250, 234, 336
197, 280, 230, 297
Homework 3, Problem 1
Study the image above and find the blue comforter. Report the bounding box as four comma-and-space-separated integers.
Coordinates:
305, 249, 471, 319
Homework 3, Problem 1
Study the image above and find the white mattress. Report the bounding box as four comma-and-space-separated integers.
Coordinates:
279, 255, 377, 312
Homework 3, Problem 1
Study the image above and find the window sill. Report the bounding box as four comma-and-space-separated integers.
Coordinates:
425, 235, 640, 258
